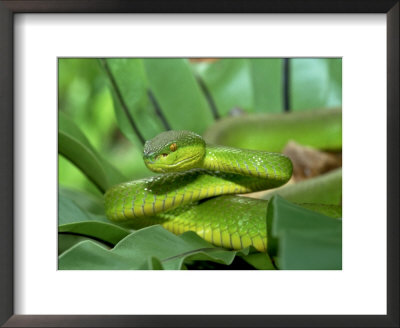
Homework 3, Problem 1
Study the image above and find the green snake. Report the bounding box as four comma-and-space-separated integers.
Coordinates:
105, 108, 342, 253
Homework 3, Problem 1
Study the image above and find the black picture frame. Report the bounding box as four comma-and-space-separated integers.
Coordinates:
0, 1, 398, 327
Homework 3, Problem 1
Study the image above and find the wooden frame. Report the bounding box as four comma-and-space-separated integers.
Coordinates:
0, 1, 398, 326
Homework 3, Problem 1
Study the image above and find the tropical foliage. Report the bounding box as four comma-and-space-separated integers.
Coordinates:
58, 58, 342, 270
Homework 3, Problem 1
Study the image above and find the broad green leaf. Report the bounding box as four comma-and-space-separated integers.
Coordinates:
59, 154, 103, 196
260, 168, 342, 206
249, 58, 283, 113
59, 225, 252, 270
143, 59, 214, 134
195, 58, 341, 114
291, 58, 342, 111
58, 241, 113, 270
58, 194, 131, 246
58, 111, 126, 193
148, 256, 164, 270
267, 196, 342, 270
59, 222, 130, 246
59, 240, 151, 270
103, 58, 165, 147
59, 187, 104, 214
299, 203, 342, 219
58, 233, 110, 255
194, 59, 254, 115
59, 192, 93, 224
59, 111, 107, 192
239, 250, 276, 270
279, 229, 342, 270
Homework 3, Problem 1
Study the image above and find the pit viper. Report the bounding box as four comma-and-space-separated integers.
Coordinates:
105, 108, 342, 252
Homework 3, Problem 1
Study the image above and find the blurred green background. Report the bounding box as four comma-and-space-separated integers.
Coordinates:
58, 58, 341, 195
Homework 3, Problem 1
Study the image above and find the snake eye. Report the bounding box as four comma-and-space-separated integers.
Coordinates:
169, 143, 177, 152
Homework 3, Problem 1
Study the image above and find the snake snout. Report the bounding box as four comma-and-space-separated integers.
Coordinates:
143, 152, 155, 163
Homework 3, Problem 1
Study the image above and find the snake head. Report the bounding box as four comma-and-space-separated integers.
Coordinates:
143, 130, 206, 173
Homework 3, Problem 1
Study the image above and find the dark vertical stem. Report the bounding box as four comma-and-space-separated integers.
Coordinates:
195, 74, 220, 120
99, 59, 146, 145
283, 58, 291, 112
147, 90, 171, 130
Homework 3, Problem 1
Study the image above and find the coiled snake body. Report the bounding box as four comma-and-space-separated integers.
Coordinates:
105, 109, 342, 252
105, 131, 292, 252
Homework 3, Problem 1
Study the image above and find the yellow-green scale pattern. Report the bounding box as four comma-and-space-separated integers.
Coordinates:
104, 144, 292, 252
135, 196, 269, 252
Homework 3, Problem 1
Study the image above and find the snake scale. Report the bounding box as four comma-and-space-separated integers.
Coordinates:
105, 108, 342, 252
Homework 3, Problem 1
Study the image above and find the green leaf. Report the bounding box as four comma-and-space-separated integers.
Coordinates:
193, 59, 284, 115
299, 203, 342, 219
59, 225, 252, 270
59, 222, 131, 247
249, 58, 283, 113
279, 229, 342, 270
59, 186, 104, 214
194, 59, 254, 115
58, 233, 110, 255
267, 196, 342, 270
291, 58, 342, 111
58, 241, 113, 270
58, 194, 131, 246
143, 59, 214, 134
58, 111, 126, 193
260, 168, 342, 206
239, 250, 276, 270
148, 256, 164, 270
102, 58, 165, 147
59, 192, 93, 224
